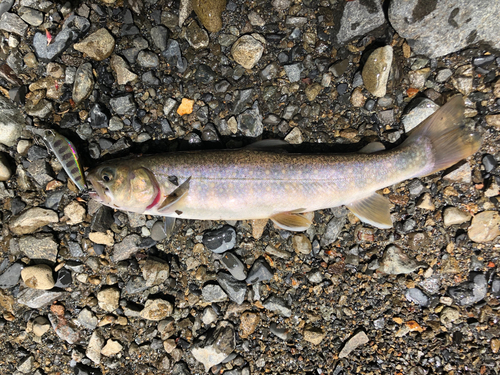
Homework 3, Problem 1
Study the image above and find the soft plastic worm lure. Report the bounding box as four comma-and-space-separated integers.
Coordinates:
30, 127, 87, 191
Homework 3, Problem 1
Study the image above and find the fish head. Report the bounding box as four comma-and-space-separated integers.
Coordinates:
87, 163, 159, 213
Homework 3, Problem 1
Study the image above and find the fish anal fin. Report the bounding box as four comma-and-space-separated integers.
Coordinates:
346, 193, 393, 229
157, 177, 191, 212
271, 211, 312, 232
359, 142, 386, 154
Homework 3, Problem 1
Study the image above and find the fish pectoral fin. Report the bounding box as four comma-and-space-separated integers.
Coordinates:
271, 212, 312, 232
359, 142, 386, 154
157, 177, 191, 212
346, 193, 393, 229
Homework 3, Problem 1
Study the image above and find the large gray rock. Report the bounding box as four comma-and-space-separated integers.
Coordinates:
337, 0, 386, 43
389, 0, 500, 58
0, 95, 24, 147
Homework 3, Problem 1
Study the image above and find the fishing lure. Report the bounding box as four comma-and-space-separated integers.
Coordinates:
30, 127, 87, 191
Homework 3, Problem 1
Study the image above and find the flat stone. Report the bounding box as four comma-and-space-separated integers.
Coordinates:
443, 207, 471, 227
337, 0, 385, 43
389, 0, 500, 58
303, 325, 326, 345
17, 288, 64, 308
184, 20, 209, 49
378, 245, 425, 275
338, 331, 369, 358
89, 231, 115, 246
448, 273, 487, 306
110, 55, 137, 85
203, 225, 236, 254
32, 316, 50, 336
101, 339, 123, 357
78, 308, 98, 330
402, 98, 440, 133
64, 201, 86, 225
405, 287, 429, 307
86, 330, 105, 364
0, 262, 23, 288
72, 62, 94, 104
109, 94, 136, 116
0, 95, 25, 147
97, 287, 120, 312
142, 257, 170, 286
220, 252, 247, 281
443, 162, 471, 183
246, 258, 273, 284
21, 264, 54, 290
320, 215, 346, 247
74, 28, 115, 61
140, 298, 173, 320
231, 35, 264, 70
468, 211, 500, 243
262, 294, 291, 317
284, 63, 302, 83
19, 235, 58, 262
0, 12, 28, 36
111, 234, 141, 261
239, 312, 260, 339
217, 272, 247, 304
48, 304, 80, 344
191, 323, 235, 372
202, 284, 228, 303
362, 46, 393, 98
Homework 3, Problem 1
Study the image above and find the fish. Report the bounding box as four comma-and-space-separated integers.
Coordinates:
87, 95, 481, 231
29, 127, 87, 191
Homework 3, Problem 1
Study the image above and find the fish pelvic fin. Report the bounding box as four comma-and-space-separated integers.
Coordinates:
271, 211, 312, 231
403, 95, 481, 177
346, 193, 393, 229
157, 177, 191, 212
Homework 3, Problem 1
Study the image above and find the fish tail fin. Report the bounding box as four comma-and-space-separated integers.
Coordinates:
402, 95, 481, 177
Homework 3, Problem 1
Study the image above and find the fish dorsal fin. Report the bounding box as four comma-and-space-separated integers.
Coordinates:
346, 193, 393, 229
271, 211, 312, 231
359, 142, 386, 154
246, 139, 289, 152
157, 177, 191, 212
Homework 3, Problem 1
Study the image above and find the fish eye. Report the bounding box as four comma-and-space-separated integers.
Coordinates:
101, 168, 114, 183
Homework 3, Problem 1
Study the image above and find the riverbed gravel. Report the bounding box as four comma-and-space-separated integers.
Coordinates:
1, 0, 500, 374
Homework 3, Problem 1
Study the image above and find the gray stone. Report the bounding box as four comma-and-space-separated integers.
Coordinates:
435, 68, 453, 83
72, 62, 94, 103
0, 262, 23, 289
405, 287, 430, 307
111, 234, 142, 262
49, 307, 80, 344
17, 288, 65, 308
151, 25, 169, 51
25, 98, 52, 118
263, 295, 291, 317
125, 275, 148, 294
18, 7, 43, 26
202, 284, 228, 303
110, 94, 137, 116
0, 0, 14, 18
0, 95, 25, 147
389, 0, 500, 58
0, 12, 28, 36
338, 331, 369, 358
19, 235, 58, 262
78, 308, 98, 330
33, 15, 90, 61
137, 50, 160, 68
337, 0, 386, 43
220, 252, 247, 281
448, 273, 487, 306
162, 39, 187, 72
202, 225, 236, 254
321, 215, 346, 247
284, 63, 302, 82
217, 272, 246, 305
378, 245, 425, 275
402, 98, 440, 133
238, 101, 263, 137
246, 258, 273, 284
192, 323, 235, 372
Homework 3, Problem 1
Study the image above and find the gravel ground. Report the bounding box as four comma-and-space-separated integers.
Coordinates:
1, 0, 500, 374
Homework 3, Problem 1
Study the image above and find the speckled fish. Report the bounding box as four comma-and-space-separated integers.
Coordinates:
87, 96, 481, 231
30, 127, 87, 191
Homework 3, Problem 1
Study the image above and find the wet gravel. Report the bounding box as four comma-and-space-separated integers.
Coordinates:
1, 0, 500, 374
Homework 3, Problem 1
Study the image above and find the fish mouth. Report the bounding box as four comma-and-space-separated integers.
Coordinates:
86, 172, 112, 205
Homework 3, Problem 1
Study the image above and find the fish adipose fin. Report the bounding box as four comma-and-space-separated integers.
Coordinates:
404, 95, 481, 176
157, 177, 191, 212
271, 212, 312, 231
346, 193, 393, 229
